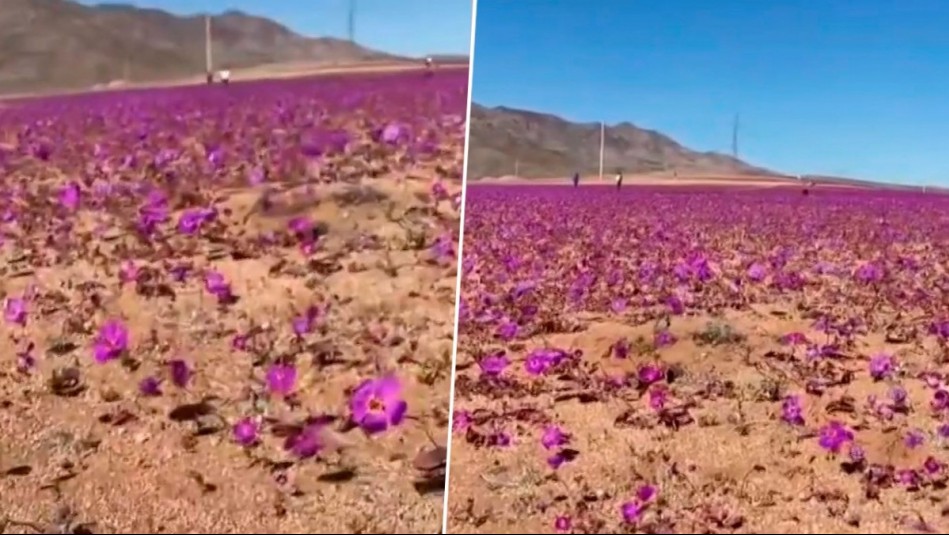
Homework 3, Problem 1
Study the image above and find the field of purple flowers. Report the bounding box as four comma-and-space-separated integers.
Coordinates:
0, 69, 466, 534
447, 185, 949, 534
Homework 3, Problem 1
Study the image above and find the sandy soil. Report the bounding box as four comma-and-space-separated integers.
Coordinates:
474, 174, 808, 189
0, 70, 468, 534
446, 185, 949, 534
447, 310, 947, 534
0, 178, 459, 534
0, 61, 468, 101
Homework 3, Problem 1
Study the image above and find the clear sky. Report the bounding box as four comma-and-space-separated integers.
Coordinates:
472, 0, 949, 186
78, 0, 472, 57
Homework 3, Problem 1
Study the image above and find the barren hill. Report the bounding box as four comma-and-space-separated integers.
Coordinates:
467, 103, 778, 179
0, 0, 405, 94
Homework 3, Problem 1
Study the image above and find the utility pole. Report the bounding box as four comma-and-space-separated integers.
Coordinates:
732, 113, 740, 159
598, 122, 605, 182
205, 15, 213, 74
348, 0, 356, 43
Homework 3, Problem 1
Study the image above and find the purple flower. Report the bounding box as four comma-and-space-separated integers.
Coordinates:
848, 444, 865, 463
611, 297, 628, 314
93, 320, 129, 363
781, 395, 805, 426
654, 330, 677, 348
248, 166, 266, 186
288, 216, 313, 238
905, 429, 925, 449
231, 333, 249, 351
541, 425, 570, 450
119, 260, 139, 284
4, 297, 27, 326
525, 349, 555, 375
637, 364, 663, 386
666, 295, 684, 315
178, 209, 206, 234
478, 352, 509, 376
138, 376, 162, 396
869, 353, 894, 381
621, 501, 644, 524
490, 431, 512, 447
59, 182, 81, 211
16, 345, 35, 373
780, 332, 808, 345
291, 306, 323, 336
381, 123, 403, 144
265, 363, 297, 395
285, 423, 324, 459
818, 421, 854, 453
637, 484, 657, 502
452, 410, 472, 432
431, 180, 449, 200
350, 375, 408, 434
932, 390, 949, 411
204, 270, 234, 302
924, 456, 942, 474
649, 387, 668, 410
495, 319, 519, 341
169, 359, 191, 388
169, 263, 190, 282
233, 417, 260, 447
747, 262, 766, 282
554, 515, 571, 533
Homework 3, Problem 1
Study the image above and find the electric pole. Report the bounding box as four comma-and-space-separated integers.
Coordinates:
205, 15, 213, 74
348, 0, 356, 43
598, 122, 605, 181
732, 113, 740, 159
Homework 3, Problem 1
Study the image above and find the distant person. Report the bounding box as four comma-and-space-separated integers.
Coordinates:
424, 56, 435, 78
205, 71, 213, 85
219, 69, 231, 85
615, 170, 624, 190
572, 172, 580, 188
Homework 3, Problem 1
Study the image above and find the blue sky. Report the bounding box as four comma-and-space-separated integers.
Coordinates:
78, 0, 472, 57
472, 0, 949, 186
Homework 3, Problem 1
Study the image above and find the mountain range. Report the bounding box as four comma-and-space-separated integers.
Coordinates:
466, 103, 778, 179
0, 0, 423, 94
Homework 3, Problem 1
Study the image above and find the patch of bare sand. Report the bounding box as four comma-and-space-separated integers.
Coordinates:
0, 176, 458, 534
476, 174, 800, 188
447, 308, 946, 534
0, 61, 468, 101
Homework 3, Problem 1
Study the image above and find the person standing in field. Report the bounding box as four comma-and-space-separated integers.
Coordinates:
219, 68, 231, 85
615, 169, 624, 190
572, 171, 580, 188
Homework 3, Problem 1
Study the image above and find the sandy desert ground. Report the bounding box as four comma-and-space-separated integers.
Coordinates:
475, 173, 825, 189
0, 68, 467, 534
447, 184, 949, 534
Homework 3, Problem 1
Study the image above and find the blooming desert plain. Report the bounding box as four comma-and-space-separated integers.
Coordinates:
447, 184, 949, 534
0, 68, 467, 533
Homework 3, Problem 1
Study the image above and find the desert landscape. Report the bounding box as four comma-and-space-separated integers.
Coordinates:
0, 64, 467, 535
447, 184, 949, 534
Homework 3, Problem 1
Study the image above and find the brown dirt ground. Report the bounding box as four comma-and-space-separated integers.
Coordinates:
474, 174, 811, 189
0, 177, 459, 534
0, 61, 469, 101
446, 308, 948, 534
